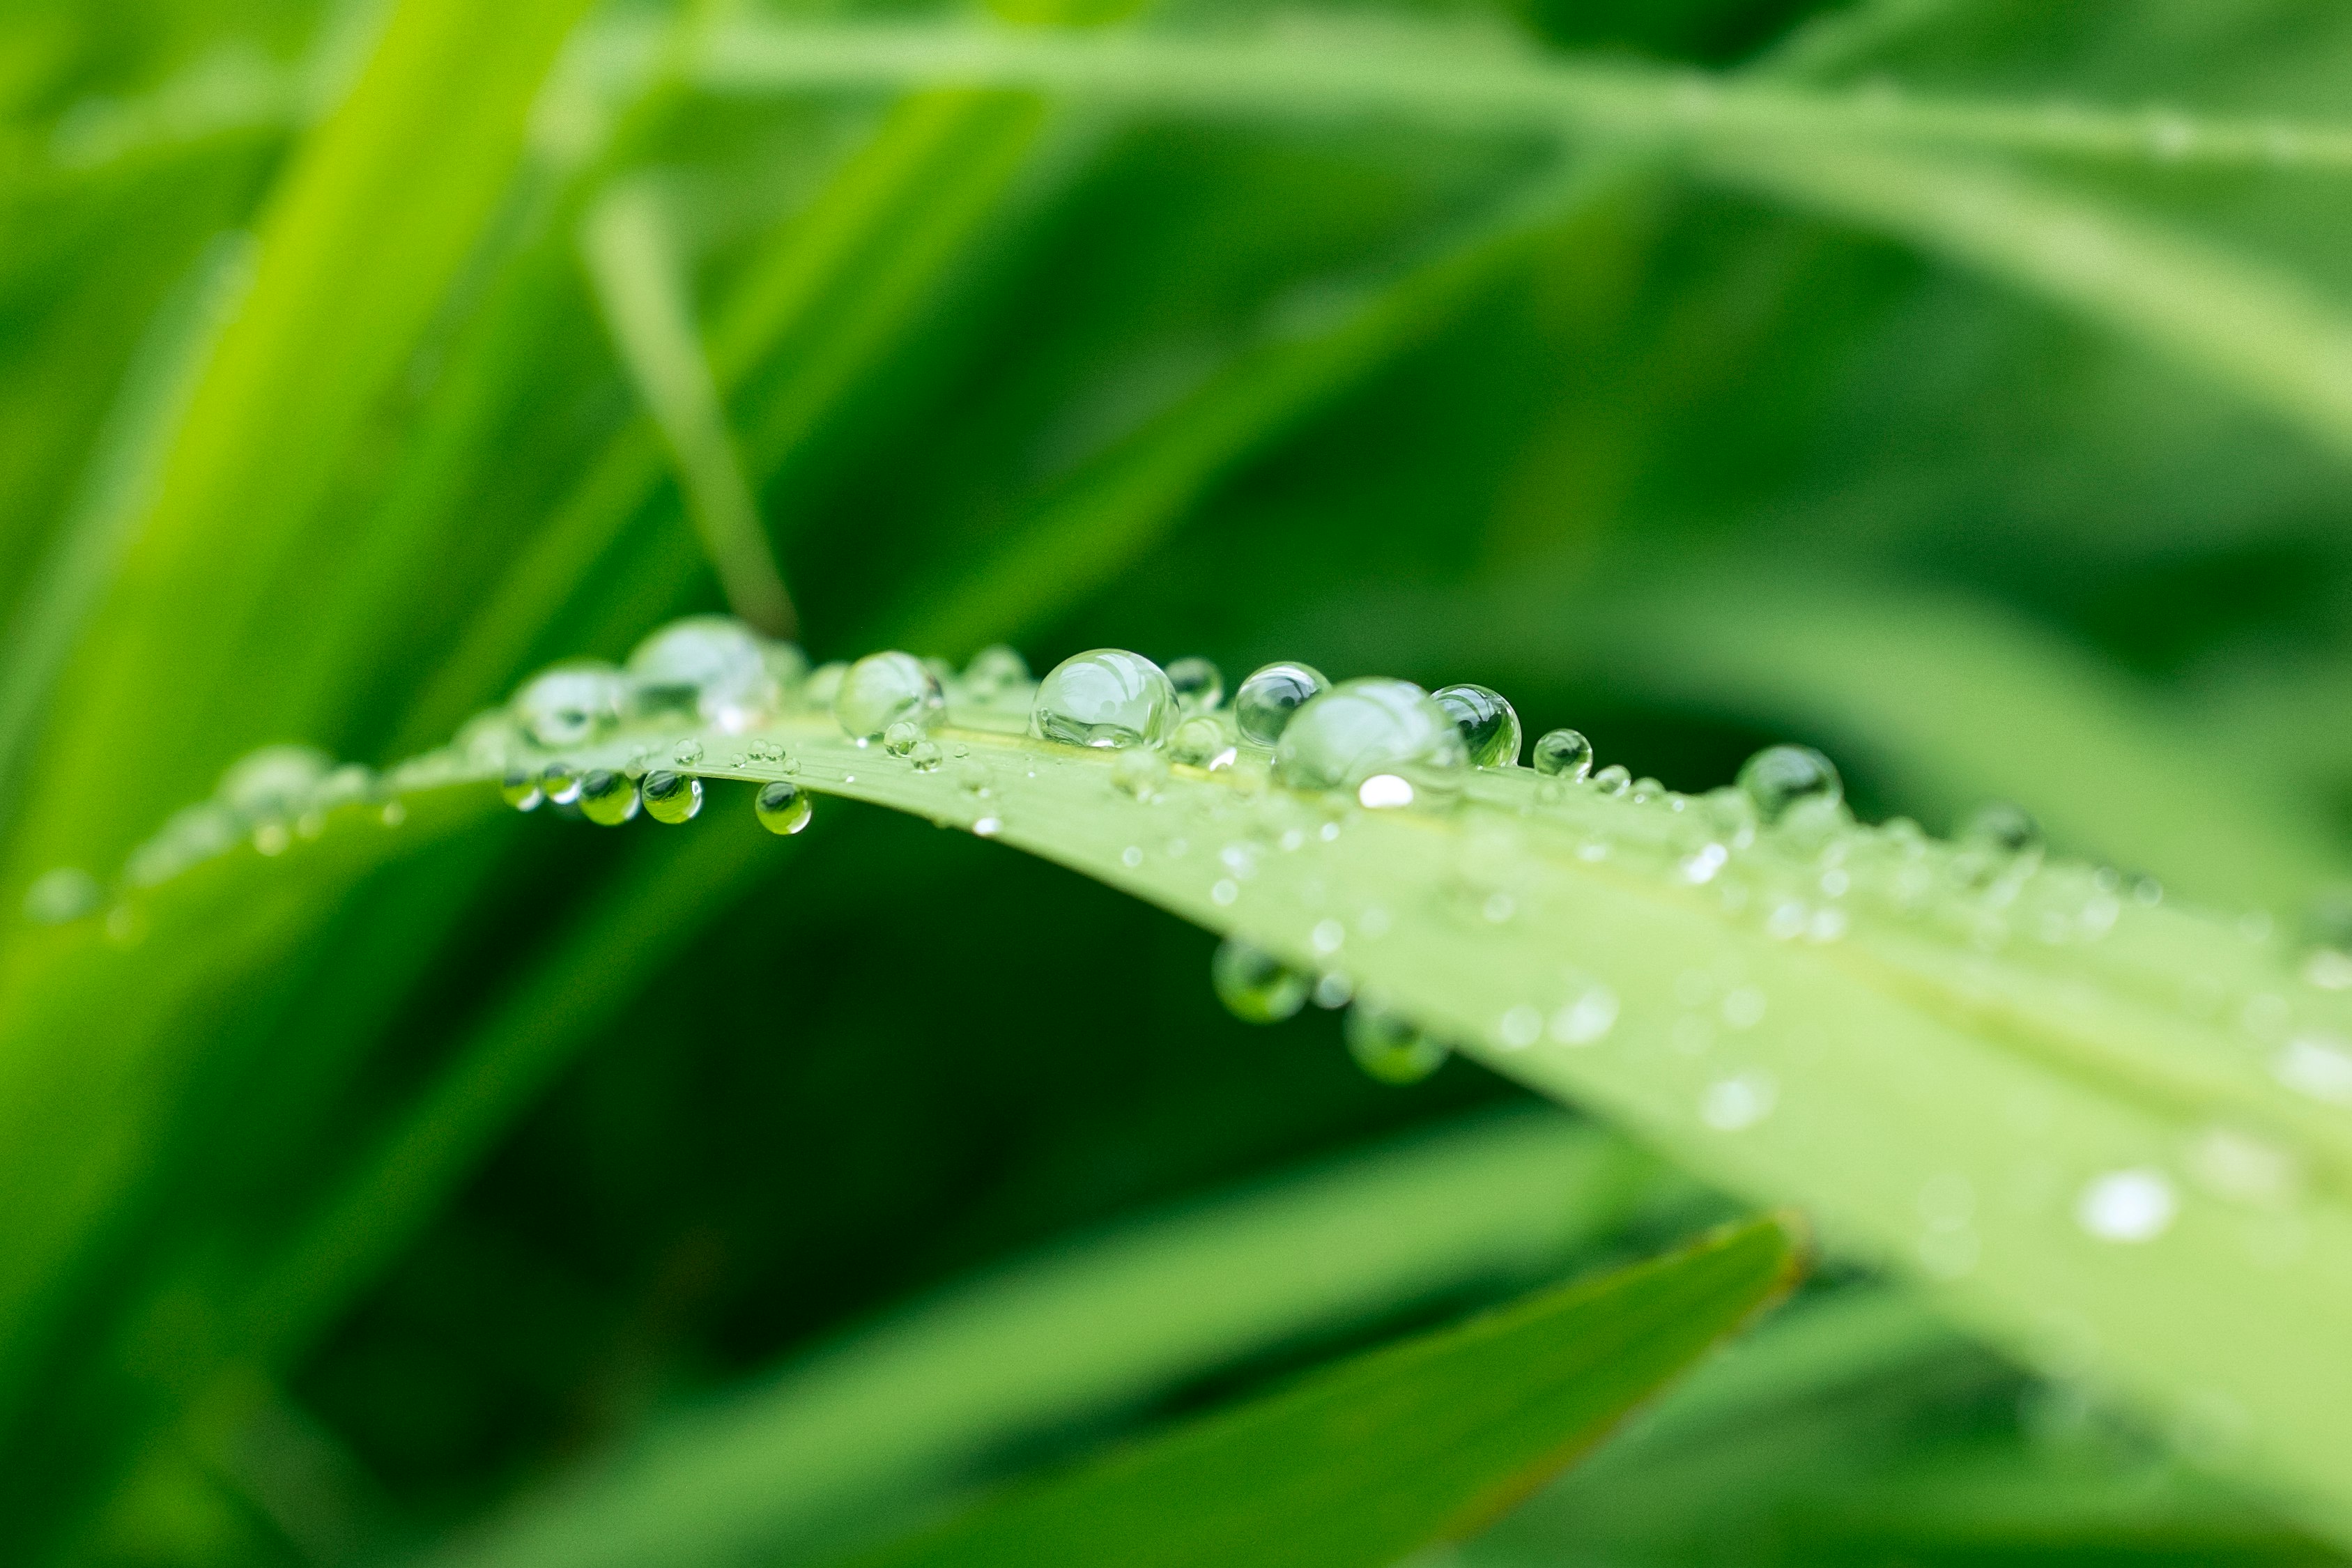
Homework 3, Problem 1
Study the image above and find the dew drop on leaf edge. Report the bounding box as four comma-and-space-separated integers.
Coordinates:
1431, 682, 1521, 768
1737, 744, 1841, 825
641, 769, 702, 824
1167, 655, 1224, 713
1211, 938, 1309, 1024
1344, 999, 1449, 1084
1531, 728, 1592, 781
755, 779, 813, 835
835, 651, 943, 741
578, 769, 640, 827
1233, 661, 1330, 748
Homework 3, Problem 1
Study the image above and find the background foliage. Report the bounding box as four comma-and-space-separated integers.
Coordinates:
7, 0, 2352, 1563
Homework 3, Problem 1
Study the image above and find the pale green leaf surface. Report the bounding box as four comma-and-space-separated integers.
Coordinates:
420, 1108, 1670, 1568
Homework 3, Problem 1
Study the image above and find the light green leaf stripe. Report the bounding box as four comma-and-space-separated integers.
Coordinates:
107, 663, 2352, 1546
419, 1109, 1667, 1568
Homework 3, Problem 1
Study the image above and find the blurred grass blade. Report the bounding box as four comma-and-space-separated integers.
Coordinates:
1699, 138, 2352, 461
11, 0, 592, 878
881, 160, 1638, 658
673, 17, 2352, 176
839, 1215, 1801, 1568
0, 231, 251, 827
581, 180, 795, 637
420, 1109, 1674, 1568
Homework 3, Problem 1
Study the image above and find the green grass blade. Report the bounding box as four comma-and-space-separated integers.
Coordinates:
0, 230, 250, 828
126, 646, 2352, 1543
581, 180, 797, 638
837, 1215, 1801, 1568
417, 1109, 1673, 1568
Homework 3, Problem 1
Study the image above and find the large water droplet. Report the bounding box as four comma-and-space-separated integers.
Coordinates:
514, 661, 628, 748
578, 769, 640, 827
627, 615, 783, 731
1431, 684, 1521, 768
755, 779, 813, 835
836, 652, 944, 741
1344, 998, 1449, 1084
1531, 728, 1592, 781
1273, 679, 1467, 804
2076, 1168, 2176, 1243
1737, 744, 1841, 826
1167, 656, 1224, 713
1233, 661, 1330, 748
1211, 938, 1308, 1024
1031, 649, 1178, 748
641, 769, 702, 824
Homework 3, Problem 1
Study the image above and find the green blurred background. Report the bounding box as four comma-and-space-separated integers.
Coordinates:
6, 0, 2352, 1562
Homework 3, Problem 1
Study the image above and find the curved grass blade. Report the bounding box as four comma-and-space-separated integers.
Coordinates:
834, 1215, 1800, 1568
100, 642, 2352, 1544
416, 1109, 1675, 1568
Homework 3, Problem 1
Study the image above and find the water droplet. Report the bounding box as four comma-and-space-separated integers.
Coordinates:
541, 764, 582, 806
2185, 1127, 2300, 1207
1700, 1070, 1777, 1130
2076, 1169, 2176, 1243
1233, 661, 1330, 748
625, 615, 780, 731
1169, 714, 1235, 769
1312, 972, 1354, 1009
1549, 986, 1617, 1045
972, 815, 1002, 837
1167, 656, 1224, 712
1274, 679, 1466, 802
803, 661, 847, 709
1530, 728, 1592, 781
1113, 748, 1169, 799
1738, 744, 1840, 826
513, 661, 627, 748
1498, 1005, 1542, 1048
1345, 999, 1449, 1084
1310, 918, 1345, 954
500, 769, 544, 811
22, 868, 101, 927
1591, 764, 1631, 797
1357, 774, 1414, 809
882, 719, 923, 757
641, 769, 702, 824
1962, 801, 2043, 858
219, 744, 334, 820
1431, 683, 1521, 768
1031, 648, 1178, 748
964, 644, 1030, 697
755, 779, 813, 835
1211, 939, 1308, 1023
673, 739, 705, 766
909, 739, 942, 771
836, 652, 944, 741
578, 769, 640, 827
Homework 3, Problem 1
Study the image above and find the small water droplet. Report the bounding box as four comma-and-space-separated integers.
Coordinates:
1591, 764, 1631, 796
1211, 938, 1309, 1023
1312, 971, 1354, 1008
1233, 661, 1330, 748
500, 769, 544, 811
1530, 728, 1592, 781
1032, 648, 1178, 748
1431, 683, 1521, 767
578, 769, 640, 827
882, 718, 923, 756
1169, 714, 1235, 769
909, 739, 943, 771
963, 644, 1030, 698
541, 764, 582, 806
973, 815, 1002, 837
1210, 878, 1240, 905
836, 652, 943, 740
641, 769, 701, 824
2076, 1169, 2176, 1243
1737, 744, 1840, 825
1345, 999, 1448, 1084
1310, 918, 1345, 954
1357, 774, 1414, 809
1275, 679, 1466, 803
1962, 801, 2043, 858
1120, 845, 1144, 868
513, 661, 628, 748
1113, 748, 1169, 799
1166, 656, 1224, 713
1498, 1005, 1542, 1048
755, 780, 813, 835
220, 745, 334, 820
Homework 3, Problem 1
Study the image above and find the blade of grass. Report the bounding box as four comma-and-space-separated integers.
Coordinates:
838, 1215, 1801, 1568
581, 178, 797, 638
416, 1108, 1678, 1568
